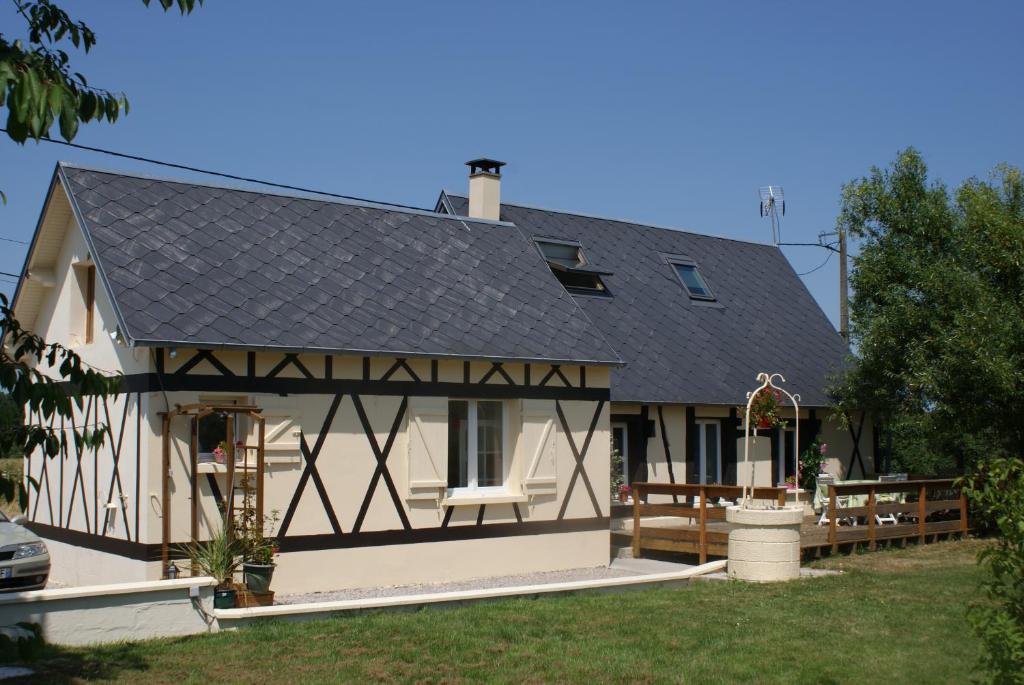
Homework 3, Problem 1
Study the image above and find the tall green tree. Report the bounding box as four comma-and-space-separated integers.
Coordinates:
0, 1, 201, 506
832, 149, 1024, 474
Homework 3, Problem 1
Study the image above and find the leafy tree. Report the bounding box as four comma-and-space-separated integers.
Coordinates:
1, 0, 200, 147
0, 1, 201, 506
0, 392, 21, 457
0, 294, 120, 508
832, 149, 1024, 474
959, 457, 1024, 683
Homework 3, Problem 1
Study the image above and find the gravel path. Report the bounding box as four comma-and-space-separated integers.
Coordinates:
276, 565, 638, 605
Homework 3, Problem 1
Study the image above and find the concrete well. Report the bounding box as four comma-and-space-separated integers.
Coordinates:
725, 505, 804, 582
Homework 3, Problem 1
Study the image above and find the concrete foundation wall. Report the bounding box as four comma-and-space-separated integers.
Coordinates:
43, 538, 161, 586
0, 578, 216, 646
273, 529, 610, 593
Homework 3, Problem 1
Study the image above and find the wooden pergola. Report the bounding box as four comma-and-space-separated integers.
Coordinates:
160, 402, 266, 574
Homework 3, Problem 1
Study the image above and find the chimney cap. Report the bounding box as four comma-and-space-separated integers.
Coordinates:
466, 158, 505, 176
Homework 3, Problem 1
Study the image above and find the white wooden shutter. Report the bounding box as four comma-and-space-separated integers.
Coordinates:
258, 398, 302, 463
521, 399, 558, 496
407, 396, 449, 500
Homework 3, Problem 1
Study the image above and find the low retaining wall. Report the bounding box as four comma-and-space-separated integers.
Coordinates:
0, 577, 217, 646
0, 560, 730, 646
216, 560, 726, 629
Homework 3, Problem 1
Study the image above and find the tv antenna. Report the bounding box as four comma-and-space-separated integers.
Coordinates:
758, 185, 785, 245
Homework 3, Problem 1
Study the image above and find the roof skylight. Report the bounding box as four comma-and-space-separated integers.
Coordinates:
670, 261, 715, 301
535, 238, 610, 295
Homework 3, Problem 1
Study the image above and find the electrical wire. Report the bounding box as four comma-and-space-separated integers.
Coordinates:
0, 270, 21, 279
0, 128, 428, 212
0, 236, 28, 245
796, 251, 833, 276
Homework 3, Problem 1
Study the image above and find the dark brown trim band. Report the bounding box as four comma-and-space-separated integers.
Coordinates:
30, 517, 611, 560
278, 516, 610, 553
28, 522, 152, 561
113, 373, 610, 402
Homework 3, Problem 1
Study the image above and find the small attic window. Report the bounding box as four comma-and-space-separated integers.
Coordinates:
671, 261, 715, 301
535, 239, 611, 295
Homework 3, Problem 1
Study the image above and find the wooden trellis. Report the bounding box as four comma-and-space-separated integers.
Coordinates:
160, 402, 266, 575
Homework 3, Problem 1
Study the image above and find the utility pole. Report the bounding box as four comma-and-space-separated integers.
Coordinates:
839, 227, 848, 345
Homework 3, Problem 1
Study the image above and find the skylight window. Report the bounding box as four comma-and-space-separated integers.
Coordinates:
671, 262, 715, 301
535, 239, 611, 295
537, 240, 584, 268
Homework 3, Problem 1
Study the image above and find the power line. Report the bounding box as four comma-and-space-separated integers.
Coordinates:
796, 251, 833, 276
0, 270, 21, 279
0, 129, 428, 212
0, 236, 28, 245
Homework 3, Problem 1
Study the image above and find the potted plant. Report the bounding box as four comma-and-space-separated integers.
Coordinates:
799, 440, 828, 495
183, 526, 240, 609
618, 483, 631, 504
745, 387, 785, 431
212, 441, 227, 465
234, 474, 280, 594
610, 442, 625, 501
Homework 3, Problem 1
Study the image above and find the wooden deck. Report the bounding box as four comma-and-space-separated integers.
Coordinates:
618, 480, 968, 561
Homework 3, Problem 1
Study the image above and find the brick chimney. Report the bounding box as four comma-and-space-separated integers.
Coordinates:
466, 158, 505, 221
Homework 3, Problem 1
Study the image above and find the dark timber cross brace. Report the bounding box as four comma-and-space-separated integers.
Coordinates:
159, 402, 266, 577
556, 399, 606, 519
844, 411, 869, 479
350, 395, 411, 533
278, 394, 345, 537
100, 396, 132, 539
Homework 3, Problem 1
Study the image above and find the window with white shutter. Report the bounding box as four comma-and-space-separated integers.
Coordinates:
407, 396, 449, 501
521, 399, 558, 496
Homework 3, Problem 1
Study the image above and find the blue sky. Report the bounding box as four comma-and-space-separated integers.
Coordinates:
2, 1, 1021, 328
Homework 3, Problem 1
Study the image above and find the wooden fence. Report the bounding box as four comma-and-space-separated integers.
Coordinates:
822, 479, 968, 552
630, 483, 786, 564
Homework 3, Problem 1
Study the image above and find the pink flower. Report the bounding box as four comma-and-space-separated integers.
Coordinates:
819, 443, 828, 455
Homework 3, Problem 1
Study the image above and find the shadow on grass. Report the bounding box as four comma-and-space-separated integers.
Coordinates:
7, 638, 166, 684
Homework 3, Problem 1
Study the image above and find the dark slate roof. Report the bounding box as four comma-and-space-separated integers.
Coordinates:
441, 192, 845, 406
56, 164, 620, 365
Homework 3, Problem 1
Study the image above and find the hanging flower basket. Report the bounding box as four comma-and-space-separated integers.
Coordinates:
746, 387, 785, 431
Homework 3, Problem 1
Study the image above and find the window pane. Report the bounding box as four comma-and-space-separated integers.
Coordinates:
538, 241, 582, 267
555, 270, 605, 292
784, 430, 796, 479
448, 401, 469, 488
674, 264, 711, 298
476, 401, 503, 487
704, 423, 719, 484
198, 412, 227, 454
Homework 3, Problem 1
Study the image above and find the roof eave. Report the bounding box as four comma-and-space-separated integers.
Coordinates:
128, 337, 626, 368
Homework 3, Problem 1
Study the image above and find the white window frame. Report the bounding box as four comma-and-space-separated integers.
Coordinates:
776, 425, 796, 487
695, 419, 721, 485
196, 395, 249, 463
447, 399, 510, 497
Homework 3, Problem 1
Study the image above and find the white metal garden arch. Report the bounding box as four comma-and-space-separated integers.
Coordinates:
740, 372, 801, 508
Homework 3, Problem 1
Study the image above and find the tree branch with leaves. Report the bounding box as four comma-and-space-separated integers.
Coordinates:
1, 1, 202, 200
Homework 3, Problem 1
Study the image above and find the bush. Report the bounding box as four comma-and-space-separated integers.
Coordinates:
959, 456, 1024, 684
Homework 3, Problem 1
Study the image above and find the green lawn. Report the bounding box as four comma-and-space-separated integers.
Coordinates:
16, 539, 987, 684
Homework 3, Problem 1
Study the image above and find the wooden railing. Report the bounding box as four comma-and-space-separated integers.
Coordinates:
631, 483, 786, 564
825, 479, 968, 552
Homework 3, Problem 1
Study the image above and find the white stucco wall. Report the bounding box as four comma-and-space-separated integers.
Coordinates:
0, 577, 216, 646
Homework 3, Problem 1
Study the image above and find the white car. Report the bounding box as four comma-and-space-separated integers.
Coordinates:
0, 511, 50, 591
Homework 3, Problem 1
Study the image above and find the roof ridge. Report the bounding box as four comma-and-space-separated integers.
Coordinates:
441, 190, 778, 248
57, 162, 519, 227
